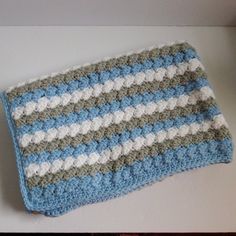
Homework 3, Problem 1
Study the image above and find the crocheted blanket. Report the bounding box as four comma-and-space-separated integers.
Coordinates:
1, 41, 233, 216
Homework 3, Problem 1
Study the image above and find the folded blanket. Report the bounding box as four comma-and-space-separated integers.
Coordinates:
1, 41, 233, 216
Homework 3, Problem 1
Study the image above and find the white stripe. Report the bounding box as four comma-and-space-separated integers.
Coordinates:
6, 40, 187, 93
19, 86, 215, 148
24, 114, 227, 178
11, 58, 203, 120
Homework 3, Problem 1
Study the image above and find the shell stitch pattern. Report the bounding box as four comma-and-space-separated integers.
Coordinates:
0, 41, 233, 216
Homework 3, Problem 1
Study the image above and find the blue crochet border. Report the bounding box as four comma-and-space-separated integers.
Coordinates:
48, 150, 232, 217
0, 92, 33, 213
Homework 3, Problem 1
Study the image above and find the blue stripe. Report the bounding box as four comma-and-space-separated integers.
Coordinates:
23, 105, 220, 167
29, 138, 233, 216
10, 49, 198, 110
17, 77, 208, 136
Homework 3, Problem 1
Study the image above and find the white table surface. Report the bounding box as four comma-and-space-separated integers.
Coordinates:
0, 27, 235, 232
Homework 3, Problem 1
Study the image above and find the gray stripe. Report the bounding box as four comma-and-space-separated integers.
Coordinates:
7, 42, 194, 101
26, 127, 231, 188
22, 98, 216, 156
15, 68, 205, 127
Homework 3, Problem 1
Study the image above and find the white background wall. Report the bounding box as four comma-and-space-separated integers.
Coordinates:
0, 0, 236, 26
0, 26, 235, 232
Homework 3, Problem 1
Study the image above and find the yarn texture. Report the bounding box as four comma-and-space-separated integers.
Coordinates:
1, 41, 233, 216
